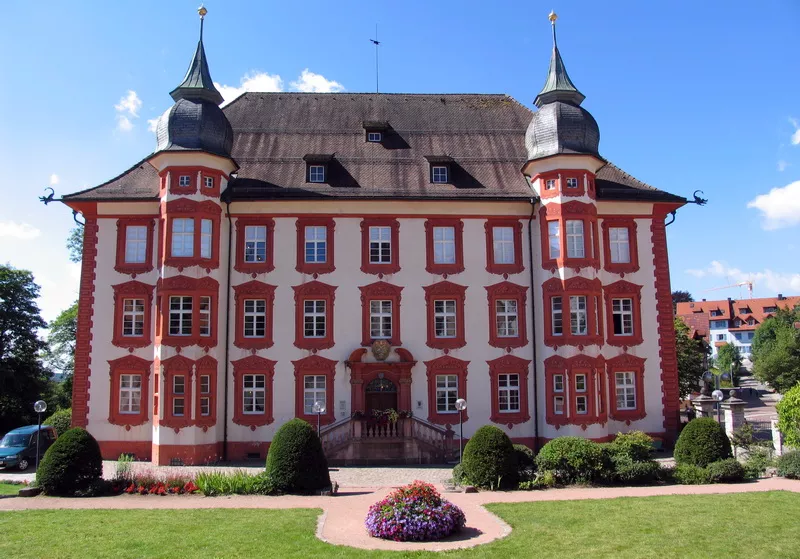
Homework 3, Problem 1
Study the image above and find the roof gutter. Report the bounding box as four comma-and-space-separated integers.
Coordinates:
527, 196, 541, 452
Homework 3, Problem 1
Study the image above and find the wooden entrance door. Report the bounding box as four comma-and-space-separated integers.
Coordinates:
365, 377, 398, 414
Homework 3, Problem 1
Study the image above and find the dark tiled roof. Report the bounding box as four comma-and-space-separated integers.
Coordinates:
63, 93, 684, 204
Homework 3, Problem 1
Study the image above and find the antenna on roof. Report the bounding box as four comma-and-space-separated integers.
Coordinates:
369, 24, 380, 93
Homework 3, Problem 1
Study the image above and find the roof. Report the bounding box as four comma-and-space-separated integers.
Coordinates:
534, 44, 585, 108
676, 295, 800, 331
63, 93, 685, 204
170, 39, 224, 106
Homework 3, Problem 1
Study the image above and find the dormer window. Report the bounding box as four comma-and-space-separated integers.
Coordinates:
309, 165, 326, 183
204, 176, 214, 189
178, 175, 191, 187
431, 166, 449, 184
304, 154, 334, 184
566, 177, 579, 189
545, 179, 556, 190
367, 131, 382, 143
362, 120, 389, 144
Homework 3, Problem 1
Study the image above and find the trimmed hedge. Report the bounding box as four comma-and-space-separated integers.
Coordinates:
674, 418, 732, 467
673, 463, 710, 485
265, 419, 331, 493
461, 425, 517, 489
777, 450, 800, 479
535, 437, 609, 485
610, 431, 654, 462
43, 408, 72, 437
36, 427, 102, 496
706, 458, 745, 483
614, 458, 663, 485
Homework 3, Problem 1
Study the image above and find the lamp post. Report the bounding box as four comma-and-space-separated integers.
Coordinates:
33, 400, 47, 470
312, 401, 326, 434
455, 398, 467, 463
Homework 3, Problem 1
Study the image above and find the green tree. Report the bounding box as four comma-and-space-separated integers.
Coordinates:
0, 265, 51, 433
44, 301, 78, 409
716, 342, 742, 378
672, 290, 694, 313
777, 383, 800, 448
675, 316, 708, 398
66, 227, 83, 263
752, 307, 800, 393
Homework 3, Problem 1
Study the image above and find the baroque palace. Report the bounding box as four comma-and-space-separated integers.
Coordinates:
61, 10, 686, 465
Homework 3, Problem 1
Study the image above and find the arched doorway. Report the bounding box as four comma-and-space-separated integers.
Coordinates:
365, 377, 398, 414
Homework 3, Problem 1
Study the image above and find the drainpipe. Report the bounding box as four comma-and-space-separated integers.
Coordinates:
222, 199, 233, 461
527, 197, 541, 452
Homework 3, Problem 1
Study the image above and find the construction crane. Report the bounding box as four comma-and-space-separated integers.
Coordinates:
704, 281, 754, 299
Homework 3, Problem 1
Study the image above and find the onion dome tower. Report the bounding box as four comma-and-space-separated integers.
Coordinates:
525, 12, 600, 162
155, 6, 234, 157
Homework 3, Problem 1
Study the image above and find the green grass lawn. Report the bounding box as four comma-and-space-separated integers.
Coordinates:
0, 483, 22, 495
0, 492, 799, 558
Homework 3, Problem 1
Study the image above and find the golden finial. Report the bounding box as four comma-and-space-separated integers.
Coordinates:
198, 5, 208, 19
549, 10, 558, 23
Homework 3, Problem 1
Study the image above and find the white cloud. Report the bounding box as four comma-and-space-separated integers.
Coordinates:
290, 69, 345, 93
778, 160, 790, 172
147, 118, 160, 133
747, 180, 800, 230
49, 173, 59, 186
116, 115, 134, 132
685, 260, 800, 295
0, 221, 41, 240
790, 117, 800, 145
214, 72, 284, 106
115, 90, 142, 117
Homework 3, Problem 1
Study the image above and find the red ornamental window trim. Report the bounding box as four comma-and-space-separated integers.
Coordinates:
484, 218, 524, 275
234, 217, 275, 275
160, 166, 224, 197
162, 198, 221, 270
360, 217, 401, 275
194, 356, 218, 429
485, 281, 529, 350
111, 280, 154, 349
156, 275, 219, 348
539, 201, 600, 272
601, 218, 640, 276
159, 354, 195, 430
534, 171, 591, 200
543, 355, 606, 428
603, 280, 644, 348
293, 280, 337, 350
487, 355, 531, 426
423, 280, 467, 350
292, 355, 337, 426
114, 217, 155, 275
606, 353, 647, 422
296, 217, 336, 275
108, 355, 152, 427
424, 218, 465, 276
233, 281, 276, 350
424, 355, 469, 425
231, 355, 276, 428
359, 281, 403, 347
542, 276, 603, 348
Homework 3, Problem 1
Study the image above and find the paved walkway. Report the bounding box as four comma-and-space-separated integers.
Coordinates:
2, 478, 799, 551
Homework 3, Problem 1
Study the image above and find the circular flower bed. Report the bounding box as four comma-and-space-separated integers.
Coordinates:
365, 481, 466, 542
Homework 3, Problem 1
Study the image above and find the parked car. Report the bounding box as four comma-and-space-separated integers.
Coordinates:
0, 425, 57, 471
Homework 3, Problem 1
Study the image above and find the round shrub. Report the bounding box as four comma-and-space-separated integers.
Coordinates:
674, 418, 732, 467
461, 425, 517, 489
36, 427, 102, 496
673, 463, 711, 485
513, 444, 536, 481
777, 450, 800, 479
535, 437, 610, 485
43, 408, 72, 437
777, 384, 800, 449
706, 458, 745, 483
365, 481, 466, 541
265, 418, 330, 493
614, 459, 663, 485
610, 431, 654, 462
451, 463, 470, 486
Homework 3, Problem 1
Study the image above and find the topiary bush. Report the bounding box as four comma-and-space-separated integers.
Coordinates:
610, 431, 654, 462
706, 458, 745, 483
36, 427, 102, 496
614, 459, 663, 485
673, 463, 711, 485
43, 408, 72, 437
535, 437, 610, 485
265, 418, 330, 493
461, 425, 517, 489
777, 450, 800, 479
513, 444, 536, 482
674, 418, 732, 467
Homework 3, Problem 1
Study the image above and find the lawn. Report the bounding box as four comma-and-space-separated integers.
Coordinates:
0, 492, 799, 558
0, 483, 22, 496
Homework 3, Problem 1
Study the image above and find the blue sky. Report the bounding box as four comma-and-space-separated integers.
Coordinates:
1, 0, 799, 322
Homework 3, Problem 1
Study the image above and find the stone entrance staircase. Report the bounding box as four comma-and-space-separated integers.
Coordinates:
319, 417, 459, 466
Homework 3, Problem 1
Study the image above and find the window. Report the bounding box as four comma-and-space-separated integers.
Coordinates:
747, 318, 755, 326
436, 375, 458, 413
308, 165, 326, 183
431, 165, 449, 183
734, 319, 741, 327
158, 276, 219, 348
204, 176, 214, 189
293, 281, 336, 350
608, 227, 630, 264
370, 300, 392, 339
716, 333, 725, 341
124, 226, 147, 264
764, 306, 777, 313
199, 296, 211, 337
548, 221, 561, 259
200, 219, 213, 259
424, 281, 467, 349
244, 299, 266, 337
367, 131, 382, 142
498, 374, 520, 413
122, 298, 145, 337
570, 296, 588, 335
545, 179, 556, 190
566, 220, 585, 258
172, 375, 185, 416
119, 374, 141, 414
612, 298, 634, 335
492, 227, 514, 264
554, 396, 565, 415
194, 357, 217, 427
425, 218, 464, 275
575, 395, 588, 415
607, 354, 646, 421
433, 227, 456, 264
495, 300, 518, 337
244, 226, 267, 263
303, 375, 326, 414
169, 296, 193, 336
305, 226, 327, 263
434, 300, 456, 338
486, 281, 528, 349
171, 218, 194, 257
369, 226, 391, 263
178, 175, 191, 187
615, 372, 636, 410
304, 300, 326, 338
243, 374, 266, 414
553, 374, 565, 415
199, 374, 211, 416
552, 296, 563, 336
603, 220, 639, 273
488, 355, 530, 424
575, 373, 587, 392
738, 307, 749, 314
485, 220, 523, 275
711, 310, 722, 317
566, 177, 578, 189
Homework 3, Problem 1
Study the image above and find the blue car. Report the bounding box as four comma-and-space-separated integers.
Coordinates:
0, 425, 57, 471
